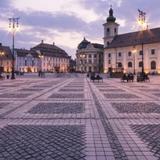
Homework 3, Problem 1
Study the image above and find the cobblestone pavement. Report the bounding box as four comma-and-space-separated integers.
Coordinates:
0, 76, 160, 159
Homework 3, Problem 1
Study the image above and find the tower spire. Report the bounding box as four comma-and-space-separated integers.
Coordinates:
107, 6, 116, 22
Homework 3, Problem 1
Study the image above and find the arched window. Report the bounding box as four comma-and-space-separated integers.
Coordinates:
107, 28, 110, 32
139, 61, 143, 67
118, 62, 122, 68
151, 61, 156, 70
128, 62, 132, 68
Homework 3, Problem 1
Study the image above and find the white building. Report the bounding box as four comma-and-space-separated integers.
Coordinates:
104, 7, 160, 74
76, 38, 104, 73
31, 41, 70, 73
15, 49, 39, 73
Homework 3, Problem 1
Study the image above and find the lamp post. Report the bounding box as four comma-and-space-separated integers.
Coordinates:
137, 9, 147, 75
132, 47, 137, 75
8, 17, 20, 79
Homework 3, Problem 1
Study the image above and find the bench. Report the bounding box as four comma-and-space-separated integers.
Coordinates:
90, 75, 103, 82
137, 74, 150, 82
121, 74, 134, 82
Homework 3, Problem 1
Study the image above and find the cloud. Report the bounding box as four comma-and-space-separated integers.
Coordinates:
11, 0, 102, 23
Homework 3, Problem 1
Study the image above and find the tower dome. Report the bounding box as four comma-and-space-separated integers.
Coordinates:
78, 37, 90, 49
107, 7, 116, 22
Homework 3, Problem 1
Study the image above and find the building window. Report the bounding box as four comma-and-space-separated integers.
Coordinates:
89, 60, 92, 64
139, 50, 143, 56
108, 60, 111, 64
128, 52, 132, 57
108, 53, 111, 58
151, 49, 155, 55
128, 62, 132, 68
107, 28, 110, 32
107, 42, 110, 46
94, 54, 97, 58
89, 54, 92, 58
118, 52, 122, 57
151, 61, 156, 70
118, 62, 122, 68
114, 28, 117, 34
139, 61, 143, 67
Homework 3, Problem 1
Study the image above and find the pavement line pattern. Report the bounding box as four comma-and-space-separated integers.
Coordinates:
88, 80, 128, 160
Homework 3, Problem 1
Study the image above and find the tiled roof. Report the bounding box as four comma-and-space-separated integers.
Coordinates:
15, 49, 39, 58
31, 43, 70, 58
106, 27, 160, 49
92, 43, 104, 49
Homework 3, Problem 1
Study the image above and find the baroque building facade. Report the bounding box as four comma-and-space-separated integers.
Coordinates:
76, 38, 103, 73
104, 7, 160, 74
0, 41, 70, 73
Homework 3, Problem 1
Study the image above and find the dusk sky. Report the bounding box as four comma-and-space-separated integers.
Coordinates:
0, 0, 160, 58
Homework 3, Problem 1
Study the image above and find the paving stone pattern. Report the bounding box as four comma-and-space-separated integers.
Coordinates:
112, 103, 160, 113
28, 103, 85, 114
99, 89, 126, 92
0, 125, 86, 160
1, 76, 160, 160
50, 93, 84, 99
0, 93, 31, 98
104, 93, 139, 99
0, 103, 9, 109
59, 88, 84, 92
131, 125, 160, 159
19, 88, 44, 92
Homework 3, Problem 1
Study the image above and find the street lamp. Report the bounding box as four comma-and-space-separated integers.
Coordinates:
8, 17, 20, 79
137, 9, 147, 75
132, 47, 137, 75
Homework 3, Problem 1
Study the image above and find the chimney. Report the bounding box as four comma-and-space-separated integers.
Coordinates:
53, 42, 55, 45
41, 40, 44, 44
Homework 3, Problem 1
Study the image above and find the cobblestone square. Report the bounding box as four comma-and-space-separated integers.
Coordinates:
0, 125, 86, 160
112, 103, 160, 113
28, 103, 85, 114
49, 93, 84, 99
0, 76, 160, 160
